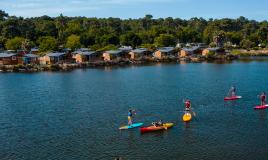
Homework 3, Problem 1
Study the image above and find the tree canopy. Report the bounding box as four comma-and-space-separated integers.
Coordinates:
0, 10, 268, 51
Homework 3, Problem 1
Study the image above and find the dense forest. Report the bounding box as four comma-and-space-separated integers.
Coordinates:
0, 10, 268, 54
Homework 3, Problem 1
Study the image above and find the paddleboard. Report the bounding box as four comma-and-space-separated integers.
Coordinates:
119, 123, 143, 130
224, 96, 242, 101
183, 112, 192, 122
254, 104, 268, 110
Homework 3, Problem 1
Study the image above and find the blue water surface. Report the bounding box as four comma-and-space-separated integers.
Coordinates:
0, 59, 268, 159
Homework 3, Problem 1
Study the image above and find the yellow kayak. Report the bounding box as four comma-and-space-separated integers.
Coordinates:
183, 112, 192, 122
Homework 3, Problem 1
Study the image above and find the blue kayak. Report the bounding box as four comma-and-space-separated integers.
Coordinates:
119, 123, 144, 130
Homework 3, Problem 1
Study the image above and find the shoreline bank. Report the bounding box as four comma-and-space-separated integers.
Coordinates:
0, 55, 239, 73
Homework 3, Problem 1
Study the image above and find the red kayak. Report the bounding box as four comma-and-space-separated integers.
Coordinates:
254, 105, 268, 110
224, 96, 242, 101
140, 123, 174, 133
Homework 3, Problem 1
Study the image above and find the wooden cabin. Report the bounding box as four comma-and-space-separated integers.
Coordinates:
73, 51, 98, 63
22, 54, 40, 65
202, 47, 225, 56
39, 52, 66, 65
153, 47, 175, 59
179, 46, 200, 58
0, 53, 18, 65
128, 48, 151, 60
103, 50, 123, 61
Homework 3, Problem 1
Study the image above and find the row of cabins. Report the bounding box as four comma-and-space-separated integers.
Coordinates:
0, 53, 39, 65
0, 47, 225, 65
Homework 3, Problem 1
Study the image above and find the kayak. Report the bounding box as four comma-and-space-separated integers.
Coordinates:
119, 123, 143, 130
224, 96, 242, 101
183, 112, 192, 122
254, 104, 268, 110
140, 123, 174, 133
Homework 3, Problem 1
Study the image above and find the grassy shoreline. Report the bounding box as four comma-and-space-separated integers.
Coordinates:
231, 49, 268, 56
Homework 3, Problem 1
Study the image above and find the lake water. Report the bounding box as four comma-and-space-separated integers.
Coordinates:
1, 59, 268, 160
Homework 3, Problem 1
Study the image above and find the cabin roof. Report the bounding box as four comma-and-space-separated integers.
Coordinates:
131, 48, 148, 54
182, 46, 200, 52
76, 48, 91, 52
0, 53, 16, 58
75, 51, 96, 56
118, 46, 133, 52
31, 47, 39, 52
46, 52, 66, 57
205, 47, 220, 51
24, 54, 39, 58
105, 50, 122, 55
158, 47, 174, 53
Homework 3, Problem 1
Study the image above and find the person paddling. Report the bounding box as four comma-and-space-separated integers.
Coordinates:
260, 92, 266, 106
128, 109, 135, 126
229, 86, 236, 97
184, 99, 191, 111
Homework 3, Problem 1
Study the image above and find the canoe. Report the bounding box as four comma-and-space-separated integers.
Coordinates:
224, 96, 242, 101
119, 123, 143, 130
183, 112, 192, 122
254, 104, 268, 110
140, 123, 174, 133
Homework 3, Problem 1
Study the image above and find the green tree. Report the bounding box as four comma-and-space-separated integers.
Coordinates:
177, 27, 201, 43
0, 36, 7, 49
38, 36, 58, 52
120, 32, 142, 47
213, 31, 226, 47
55, 13, 67, 43
240, 39, 254, 49
97, 44, 117, 51
99, 34, 119, 46
5, 37, 25, 50
154, 34, 176, 47
66, 34, 81, 50
0, 10, 8, 21
140, 43, 156, 51
80, 33, 95, 47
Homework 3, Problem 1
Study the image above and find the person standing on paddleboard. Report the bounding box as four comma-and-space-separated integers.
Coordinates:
128, 109, 135, 125
260, 92, 266, 106
230, 86, 236, 97
184, 99, 191, 111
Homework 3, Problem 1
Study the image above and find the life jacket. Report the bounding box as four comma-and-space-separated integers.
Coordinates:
128, 111, 132, 117
185, 101, 191, 108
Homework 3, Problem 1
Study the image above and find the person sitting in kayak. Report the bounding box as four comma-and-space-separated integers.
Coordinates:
260, 92, 266, 106
229, 86, 236, 97
152, 120, 163, 127
185, 99, 191, 111
128, 109, 135, 126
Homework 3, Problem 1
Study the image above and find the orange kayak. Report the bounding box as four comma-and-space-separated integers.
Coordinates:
140, 123, 174, 133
